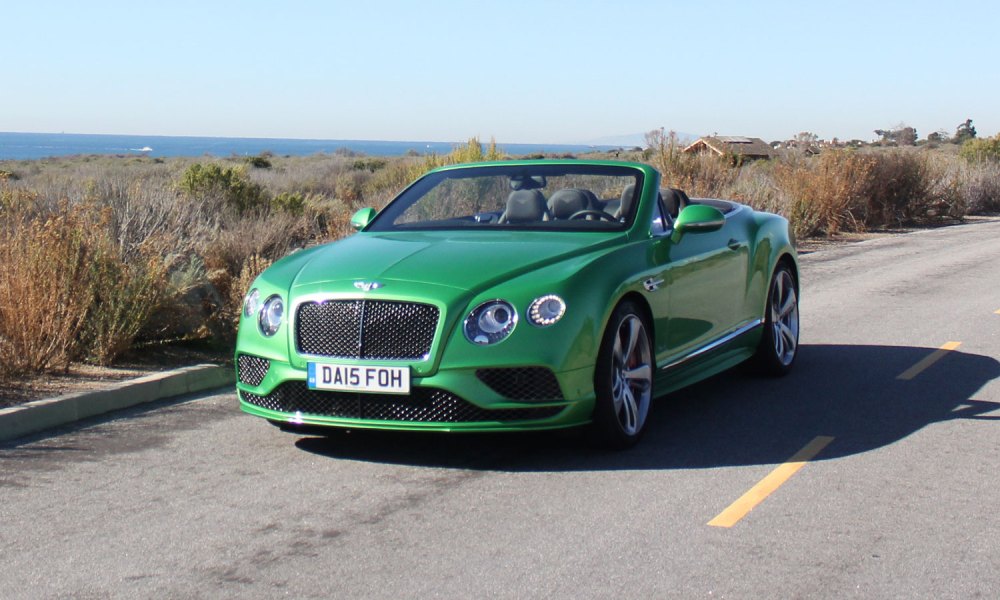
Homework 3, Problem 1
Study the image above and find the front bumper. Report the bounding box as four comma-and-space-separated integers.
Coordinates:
236, 355, 596, 432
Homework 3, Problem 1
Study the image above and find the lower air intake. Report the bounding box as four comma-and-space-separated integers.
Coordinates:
241, 382, 564, 423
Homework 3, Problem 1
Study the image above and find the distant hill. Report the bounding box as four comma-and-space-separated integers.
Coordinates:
582, 131, 701, 148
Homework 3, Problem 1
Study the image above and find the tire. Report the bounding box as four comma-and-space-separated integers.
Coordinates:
591, 301, 654, 449
753, 263, 799, 375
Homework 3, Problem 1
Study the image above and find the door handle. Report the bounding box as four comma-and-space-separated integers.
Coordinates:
727, 239, 741, 250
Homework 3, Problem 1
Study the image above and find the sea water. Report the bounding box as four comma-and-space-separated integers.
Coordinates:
0, 132, 616, 161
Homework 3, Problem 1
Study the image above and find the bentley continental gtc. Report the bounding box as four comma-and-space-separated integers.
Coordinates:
235, 160, 799, 447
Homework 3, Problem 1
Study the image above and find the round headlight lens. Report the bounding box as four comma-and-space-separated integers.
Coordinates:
464, 300, 517, 345
243, 288, 261, 319
527, 294, 566, 326
259, 295, 284, 336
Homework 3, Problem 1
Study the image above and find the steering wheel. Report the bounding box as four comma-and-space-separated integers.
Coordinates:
568, 209, 618, 222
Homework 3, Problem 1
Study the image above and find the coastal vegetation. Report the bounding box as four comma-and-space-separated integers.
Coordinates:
1, 135, 998, 381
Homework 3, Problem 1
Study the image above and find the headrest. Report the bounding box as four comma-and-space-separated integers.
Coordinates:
661, 188, 683, 217
509, 175, 546, 190
503, 190, 548, 223
548, 188, 592, 219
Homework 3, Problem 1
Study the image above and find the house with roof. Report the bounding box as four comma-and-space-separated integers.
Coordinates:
682, 136, 775, 162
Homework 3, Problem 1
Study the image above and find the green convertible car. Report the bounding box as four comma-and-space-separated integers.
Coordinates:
235, 159, 799, 447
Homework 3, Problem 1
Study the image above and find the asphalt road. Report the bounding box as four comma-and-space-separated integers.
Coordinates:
3, 219, 999, 599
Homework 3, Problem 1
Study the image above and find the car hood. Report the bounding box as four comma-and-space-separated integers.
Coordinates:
289, 230, 620, 293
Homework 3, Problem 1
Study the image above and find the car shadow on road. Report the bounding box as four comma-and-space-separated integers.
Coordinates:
294, 344, 1000, 472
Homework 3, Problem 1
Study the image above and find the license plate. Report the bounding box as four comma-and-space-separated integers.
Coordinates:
307, 363, 410, 394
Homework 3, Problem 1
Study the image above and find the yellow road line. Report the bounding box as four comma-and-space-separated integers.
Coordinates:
708, 435, 834, 528
896, 341, 962, 380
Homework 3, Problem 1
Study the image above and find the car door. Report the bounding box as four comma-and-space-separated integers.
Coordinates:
654, 204, 749, 364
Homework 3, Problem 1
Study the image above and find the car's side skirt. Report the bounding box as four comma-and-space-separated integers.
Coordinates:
652, 319, 763, 397
658, 318, 763, 373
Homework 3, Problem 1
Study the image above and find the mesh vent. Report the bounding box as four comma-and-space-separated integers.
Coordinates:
296, 300, 438, 360
237, 354, 270, 387
241, 382, 564, 423
476, 367, 564, 401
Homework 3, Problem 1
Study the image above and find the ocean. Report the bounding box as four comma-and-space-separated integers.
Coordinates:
0, 132, 617, 161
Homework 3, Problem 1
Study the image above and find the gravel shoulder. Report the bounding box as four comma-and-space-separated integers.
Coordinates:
0, 343, 231, 409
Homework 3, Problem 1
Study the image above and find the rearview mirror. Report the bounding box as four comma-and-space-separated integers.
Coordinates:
350, 207, 377, 231
671, 204, 725, 243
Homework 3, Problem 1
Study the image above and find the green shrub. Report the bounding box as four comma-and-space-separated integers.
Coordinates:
246, 155, 272, 169
271, 191, 307, 215
352, 158, 388, 172
960, 135, 1000, 163
178, 163, 269, 214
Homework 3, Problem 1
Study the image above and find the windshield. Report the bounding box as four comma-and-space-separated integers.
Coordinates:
367, 164, 644, 232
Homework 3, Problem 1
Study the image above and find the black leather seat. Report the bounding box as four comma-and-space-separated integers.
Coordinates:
615, 184, 636, 219
500, 189, 549, 223
661, 188, 689, 219
547, 188, 595, 219
500, 174, 551, 223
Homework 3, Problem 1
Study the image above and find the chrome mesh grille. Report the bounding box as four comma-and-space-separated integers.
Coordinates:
296, 300, 438, 360
237, 354, 270, 387
240, 382, 564, 423
476, 367, 564, 401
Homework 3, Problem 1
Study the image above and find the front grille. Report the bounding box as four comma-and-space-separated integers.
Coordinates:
237, 354, 270, 386
476, 368, 564, 401
241, 382, 564, 423
296, 300, 438, 360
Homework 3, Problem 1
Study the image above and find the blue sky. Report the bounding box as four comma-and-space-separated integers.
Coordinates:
3, 0, 997, 144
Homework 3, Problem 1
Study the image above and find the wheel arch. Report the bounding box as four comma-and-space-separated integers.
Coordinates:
775, 252, 800, 295
613, 291, 655, 340
748, 211, 800, 317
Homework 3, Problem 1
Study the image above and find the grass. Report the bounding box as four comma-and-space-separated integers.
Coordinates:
1, 139, 997, 381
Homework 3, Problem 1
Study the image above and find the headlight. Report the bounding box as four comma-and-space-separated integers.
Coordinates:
258, 295, 284, 336
243, 288, 261, 319
464, 300, 517, 345
527, 294, 566, 326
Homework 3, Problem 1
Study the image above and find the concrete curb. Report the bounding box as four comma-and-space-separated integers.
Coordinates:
0, 364, 234, 443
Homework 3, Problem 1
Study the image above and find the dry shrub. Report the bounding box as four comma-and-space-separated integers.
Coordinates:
199, 211, 317, 343
334, 171, 367, 204
856, 151, 936, 227
229, 254, 274, 325
361, 160, 423, 209
959, 161, 1000, 213
78, 238, 171, 365
658, 153, 739, 198
305, 196, 355, 242
0, 178, 186, 373
772, 151, 874, 238
0, 200, 94, 377
726, 163, 786, 215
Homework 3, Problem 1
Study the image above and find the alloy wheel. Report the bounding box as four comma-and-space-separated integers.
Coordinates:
770, 269, 799, 366
610, 314, 653, 435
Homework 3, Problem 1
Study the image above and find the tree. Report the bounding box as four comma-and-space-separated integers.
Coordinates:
897, 126, 917, 146
927, 130, 947, 143
954, 119, 977, 144
644, 127, 679, 168
794, 132, 818, 146
875, 124, 917, 146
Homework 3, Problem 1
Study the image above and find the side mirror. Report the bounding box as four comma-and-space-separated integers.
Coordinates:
350, 207, 377, 231
670, 204, 725, 243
